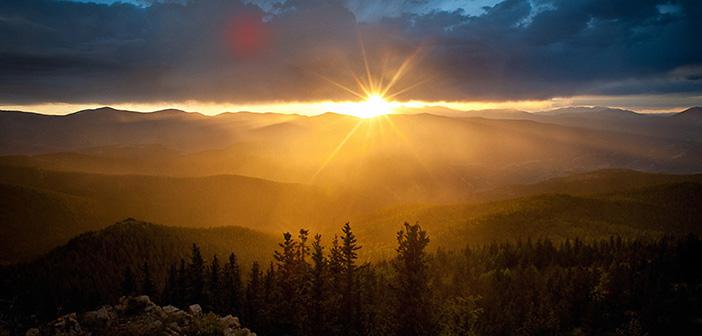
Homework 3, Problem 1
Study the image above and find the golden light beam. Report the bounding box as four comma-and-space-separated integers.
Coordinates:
313, 72, 367, 99
350, 72, 370, 97
380, 46, 424, 97
357, 30, 376, 94
378, 114, 440, 184
384, 78, 432, 100
311, 120, 363, 181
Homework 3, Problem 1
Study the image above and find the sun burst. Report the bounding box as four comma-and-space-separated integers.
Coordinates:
310, 34, 425, 179
312, 35, 425, 119
351, 94, 394, 118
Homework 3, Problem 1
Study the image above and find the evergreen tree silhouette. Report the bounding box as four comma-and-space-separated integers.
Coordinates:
188, 243, 205, 304
394, 223, 434, 336
340, 222, 362, 336
222, 252, 242, 315
244, 262, 263, 332
208, 254, 221, 311
310, 233, 330, 336
273, 232, 300, 334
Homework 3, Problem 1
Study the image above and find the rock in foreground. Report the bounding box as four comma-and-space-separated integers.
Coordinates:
25, 296, 255, 336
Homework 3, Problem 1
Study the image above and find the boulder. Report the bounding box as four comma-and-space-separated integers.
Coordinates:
49, 313, 82, 335
124, 295, 156, 315
187, 304, 202, 316
162, 305, 180, 314
24, 328, 40, 336
219, 315, 241, 329
82, 306, 116, 328
24, 296, 254, 336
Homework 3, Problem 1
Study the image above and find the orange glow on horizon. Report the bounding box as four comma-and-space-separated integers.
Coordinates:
0, 99, 571, 116
2, 95, 691, 116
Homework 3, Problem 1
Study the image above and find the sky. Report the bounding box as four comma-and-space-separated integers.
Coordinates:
1, 0, 701, 114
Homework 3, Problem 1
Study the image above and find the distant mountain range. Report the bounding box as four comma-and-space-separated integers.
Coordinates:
401, 106, 702, 142
2, 106, 701, 156
2, 106, 701, 201
1, 106, 701, 263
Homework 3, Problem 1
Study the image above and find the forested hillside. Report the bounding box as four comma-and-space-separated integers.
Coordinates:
0, 165, 360, 262
2, 165, 701, 263
3, 222, 701, 335
0, 219, 278, 327
352, 181, 702, 255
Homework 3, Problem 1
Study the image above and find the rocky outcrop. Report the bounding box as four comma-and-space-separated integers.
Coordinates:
24, 296, 255, 336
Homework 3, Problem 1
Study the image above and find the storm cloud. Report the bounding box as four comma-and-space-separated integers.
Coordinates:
0, 0, 701, 104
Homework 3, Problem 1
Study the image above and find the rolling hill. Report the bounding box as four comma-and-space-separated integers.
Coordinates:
2, 179, 700, 319
2, 164, 701, 263
2, 108, 702, 205
350, 181, 702, 257
0, 164, 373, 263
0, 218, 279, 318
0, 183, 101, 264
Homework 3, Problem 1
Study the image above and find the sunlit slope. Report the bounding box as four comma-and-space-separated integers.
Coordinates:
479, 168, 702, 201
0, 219, 278, 315
2, 166, 701, 263
0, 165, 373, 229
351, 181, 702, 256
0, 165, 376, 262
3, 111, 701, 206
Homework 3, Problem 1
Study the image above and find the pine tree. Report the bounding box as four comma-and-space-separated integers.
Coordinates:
328, 234, 344, 332
222, 252, 242, 315
121, 266, 136, 296
262, 262, 277, 335
141, 261, 156, 299
394, 222, 434, 336
273, 231, 300, 334
310, 233, 329, 336
244, 262, 263, 332
297, 229, 310, 264
340, 222, 362, 336
208, 254, 221, 311
188, 243, 205, 304
274, 232, 297, 274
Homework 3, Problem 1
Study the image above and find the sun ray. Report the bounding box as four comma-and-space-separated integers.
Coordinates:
313, 72, 367, 99
357, 30, 376, 94
380, 46, 424, 97
384, 78, 432, 100
378, 114, 439, 183
311, 120, 363, 180
350, 72, 370, 97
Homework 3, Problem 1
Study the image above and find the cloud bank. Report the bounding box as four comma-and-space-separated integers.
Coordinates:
0, 0, 700, 104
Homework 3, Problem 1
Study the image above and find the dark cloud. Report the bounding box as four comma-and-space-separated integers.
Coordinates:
0, 0, 700, 104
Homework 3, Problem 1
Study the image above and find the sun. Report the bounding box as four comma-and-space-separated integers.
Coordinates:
314, 37, 423, 119
349, 94, 394, 118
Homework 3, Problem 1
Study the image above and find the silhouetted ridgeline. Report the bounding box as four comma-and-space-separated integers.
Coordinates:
2, 221, 701, 335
